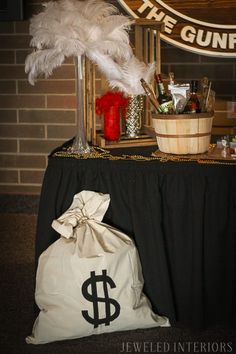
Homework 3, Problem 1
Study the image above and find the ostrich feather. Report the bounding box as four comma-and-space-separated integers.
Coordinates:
108, 56, 156, 95
143, 62, 156, 84
122, 56, 147, 94
25, 0, 156, 95
87, 49, 123, 81
25, 49, 65, 85
88, 39, 132, 62
74, 0, 119, 21
100, 16, 133, 44
25, 0, 133, 84
108, 78, 133, 96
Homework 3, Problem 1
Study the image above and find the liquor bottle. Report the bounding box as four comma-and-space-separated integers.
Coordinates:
155, 73, 175, 114
183, 80, 201, 114
167, 71, 175, 94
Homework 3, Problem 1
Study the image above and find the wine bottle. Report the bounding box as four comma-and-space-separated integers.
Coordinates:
183, 80, 201, 114
155, 73, 175, 114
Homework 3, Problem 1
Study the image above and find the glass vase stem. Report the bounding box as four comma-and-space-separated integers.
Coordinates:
71, 55, 90, 154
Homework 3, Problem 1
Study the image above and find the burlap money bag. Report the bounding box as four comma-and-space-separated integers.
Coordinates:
26, 191, 169, 344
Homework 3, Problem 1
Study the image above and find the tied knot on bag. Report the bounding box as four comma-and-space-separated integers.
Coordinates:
52, 208, 92, 239
52, 191, 111, 240
78, 215, 89, 224
51, 191, 134, 258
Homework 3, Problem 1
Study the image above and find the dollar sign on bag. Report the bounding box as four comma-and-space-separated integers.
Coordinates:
81, 269, 120, 328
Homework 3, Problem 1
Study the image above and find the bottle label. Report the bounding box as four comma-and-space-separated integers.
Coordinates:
157, 100, 175, 114
158, 83, 165, 95
191, 102, 197, 113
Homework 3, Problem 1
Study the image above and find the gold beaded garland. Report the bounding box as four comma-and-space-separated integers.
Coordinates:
53, 145, 236, 166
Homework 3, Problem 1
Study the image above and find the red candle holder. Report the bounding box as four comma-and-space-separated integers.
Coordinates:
96, 91, 128, 142
104, 106, 120, 141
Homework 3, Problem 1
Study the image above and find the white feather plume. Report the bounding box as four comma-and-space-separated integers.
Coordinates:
108, 57, 156, 95
25, 0, 133, 84
87, 49, 123, 81
25, 0, 156, 95
25, 49, 65, 85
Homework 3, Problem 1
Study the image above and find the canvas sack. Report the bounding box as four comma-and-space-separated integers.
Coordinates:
26, 190, 169, 344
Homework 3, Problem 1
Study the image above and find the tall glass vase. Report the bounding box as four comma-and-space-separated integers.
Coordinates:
71, 55, 90, 154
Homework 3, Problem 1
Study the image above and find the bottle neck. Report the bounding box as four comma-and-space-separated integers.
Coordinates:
156, 74, 165, 93
157, 82, 166, 95
190, 81, 198, 94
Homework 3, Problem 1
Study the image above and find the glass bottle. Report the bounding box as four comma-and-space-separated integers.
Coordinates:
183, 80, 201, 114
155, 73, 175, 114
168, 72, 175, 87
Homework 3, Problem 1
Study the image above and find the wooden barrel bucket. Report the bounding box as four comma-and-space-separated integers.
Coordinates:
152, 112, 214, 154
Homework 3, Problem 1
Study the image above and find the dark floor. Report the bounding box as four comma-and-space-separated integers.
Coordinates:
0, 208, 236, 354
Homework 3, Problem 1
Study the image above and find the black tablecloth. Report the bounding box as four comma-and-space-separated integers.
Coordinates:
36, 144, 236, 329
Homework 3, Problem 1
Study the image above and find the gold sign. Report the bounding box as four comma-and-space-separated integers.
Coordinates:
118, 0, 236, 57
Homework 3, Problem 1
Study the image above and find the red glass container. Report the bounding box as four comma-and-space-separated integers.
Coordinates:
103, 106, 120, 141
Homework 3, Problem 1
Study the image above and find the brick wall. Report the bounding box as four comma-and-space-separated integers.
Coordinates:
0, 1, 76, 194
0, 0, 236, 195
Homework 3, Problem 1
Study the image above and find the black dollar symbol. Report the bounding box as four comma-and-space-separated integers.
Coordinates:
81, 269, 120, 328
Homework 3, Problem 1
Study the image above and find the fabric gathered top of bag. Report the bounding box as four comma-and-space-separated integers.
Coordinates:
51, 190, 132, 258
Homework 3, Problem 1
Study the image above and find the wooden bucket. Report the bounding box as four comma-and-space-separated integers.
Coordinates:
152, 112, 214, 154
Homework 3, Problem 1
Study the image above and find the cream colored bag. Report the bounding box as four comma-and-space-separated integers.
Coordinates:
26, 191, 169, 344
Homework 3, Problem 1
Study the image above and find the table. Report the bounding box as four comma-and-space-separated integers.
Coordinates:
36, 142, 236, 329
